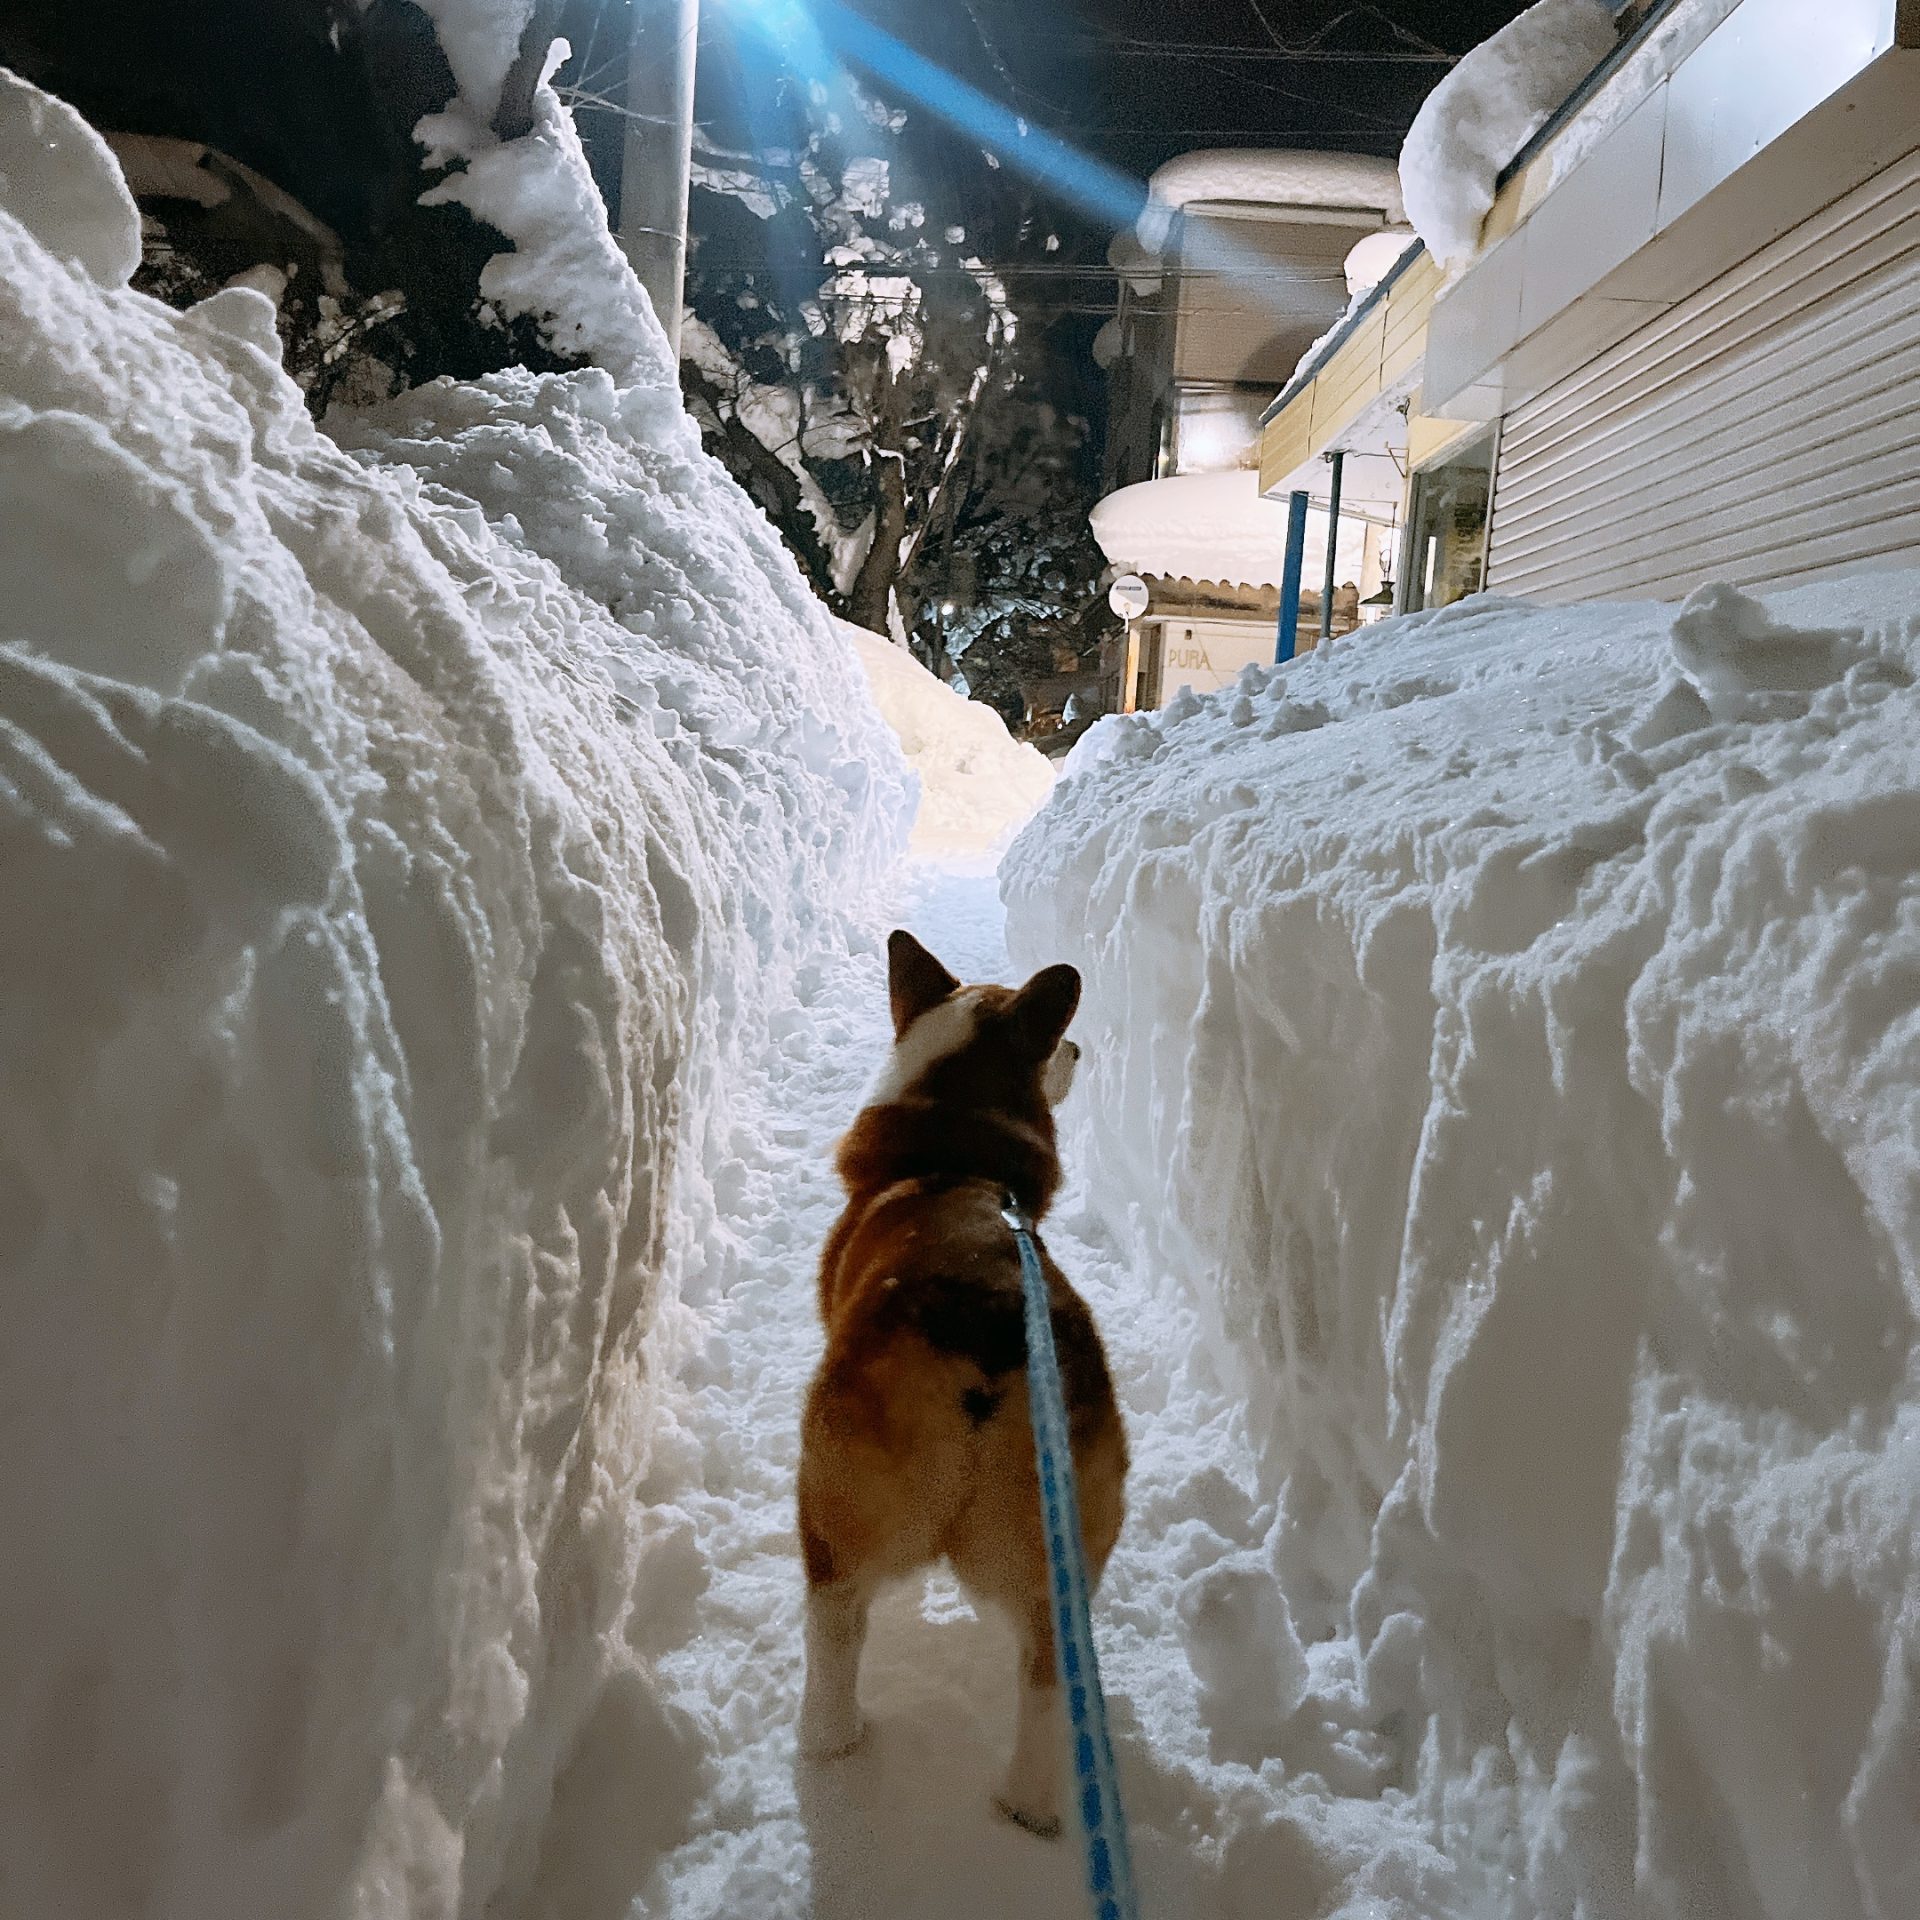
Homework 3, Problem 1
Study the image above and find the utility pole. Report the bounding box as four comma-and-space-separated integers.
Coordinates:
620, 0, 700, 358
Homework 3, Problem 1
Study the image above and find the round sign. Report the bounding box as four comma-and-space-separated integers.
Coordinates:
1108, 573, 1150, 619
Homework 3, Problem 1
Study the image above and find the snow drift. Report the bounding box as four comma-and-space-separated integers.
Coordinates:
1005, 577, 1920, 1917
1400, 0, 1618, 269
0, 61, 907, 1920
839, 620, 1053, 854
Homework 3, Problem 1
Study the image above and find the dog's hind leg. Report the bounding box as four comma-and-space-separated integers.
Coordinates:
796, 1405, 883, 1761
799, 1567, 875, 1760
996, 1606, 1064, 1839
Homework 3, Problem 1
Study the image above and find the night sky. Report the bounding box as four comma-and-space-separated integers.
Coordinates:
832, 0, 1539, 174
658, 0, 1539, 361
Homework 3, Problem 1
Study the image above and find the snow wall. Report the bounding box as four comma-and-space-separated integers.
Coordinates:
1004, 581, 1920, 1918
835, 619, 1053, 854
0, 65, 909, 1920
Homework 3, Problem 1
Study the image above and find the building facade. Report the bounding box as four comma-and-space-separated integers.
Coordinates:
1093, 150, 1406, 709
1259, 0, 1920, 615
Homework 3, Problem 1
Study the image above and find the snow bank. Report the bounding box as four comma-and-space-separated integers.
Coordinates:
1400, 0, 1618, 269
840, 620, 1053, 855
1004, 574, 1920, 1917
0, 63, 906, 1920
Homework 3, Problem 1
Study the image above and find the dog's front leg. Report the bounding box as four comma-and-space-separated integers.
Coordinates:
799, 1576, 873, 1760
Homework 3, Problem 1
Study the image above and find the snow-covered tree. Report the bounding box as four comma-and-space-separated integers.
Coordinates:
680, 80, 1107, 729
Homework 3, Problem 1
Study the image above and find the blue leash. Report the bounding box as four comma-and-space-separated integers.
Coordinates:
1003, 1197, 1141, 1920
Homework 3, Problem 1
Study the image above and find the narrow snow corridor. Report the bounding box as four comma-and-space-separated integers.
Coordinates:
634, 853, 1390, 1918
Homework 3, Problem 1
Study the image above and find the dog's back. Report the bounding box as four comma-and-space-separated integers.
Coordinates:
804, 1180, 1125, 1587
796, 932, 1127, 1837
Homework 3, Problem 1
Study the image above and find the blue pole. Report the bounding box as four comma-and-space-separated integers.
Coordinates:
1276, 489, 1308, 664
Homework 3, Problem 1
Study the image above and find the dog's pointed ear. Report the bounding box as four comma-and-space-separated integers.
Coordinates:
1006, 963, 1080, 1058
888, 929, 960, 1035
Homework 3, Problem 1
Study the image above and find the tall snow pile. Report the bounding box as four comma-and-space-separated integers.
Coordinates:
1005, 577, 1920, 1917
839, 620, 1054, 854
0, 62, 907, 1920
1400, 0, 1618, 269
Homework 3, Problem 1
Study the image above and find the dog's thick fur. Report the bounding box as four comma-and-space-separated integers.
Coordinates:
796, 930, 1128, 1836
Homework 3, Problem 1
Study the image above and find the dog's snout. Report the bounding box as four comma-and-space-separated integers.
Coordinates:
1064, 1041, 1081, 1062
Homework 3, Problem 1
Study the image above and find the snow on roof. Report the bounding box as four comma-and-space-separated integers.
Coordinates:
1399, 0, 1620, 269
1092, 469, 1298, 590
1137, 149, 1404, 253
1107, 227, 1162, 294
1345, 228, 1417, 296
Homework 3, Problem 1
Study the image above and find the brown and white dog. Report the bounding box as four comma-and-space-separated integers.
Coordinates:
796, 929, 1128, 1837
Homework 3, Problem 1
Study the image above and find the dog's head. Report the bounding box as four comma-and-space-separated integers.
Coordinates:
870, 929, 1081, 1112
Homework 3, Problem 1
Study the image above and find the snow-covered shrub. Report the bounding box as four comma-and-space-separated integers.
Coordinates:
0, 64, 907, 1920
1004, 578, 1920, 1917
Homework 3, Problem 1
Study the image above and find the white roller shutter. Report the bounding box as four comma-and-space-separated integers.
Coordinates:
1486, 147, 1920, 602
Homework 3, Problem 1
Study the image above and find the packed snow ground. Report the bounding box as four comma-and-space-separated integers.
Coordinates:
631, 846, 1444, 1918
1007, 576, 1920, 1919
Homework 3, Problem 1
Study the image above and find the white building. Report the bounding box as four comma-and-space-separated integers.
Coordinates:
1262, 0, 1920, 610
1092, 149, 1408, 709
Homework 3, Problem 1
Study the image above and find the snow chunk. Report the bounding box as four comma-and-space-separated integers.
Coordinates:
1178, 1550, 1310, 1765
841, 620, 1053, 854
413, 0, 538, 127
1399, 0, 1619, 269
1670, 580, 1865, 703
0, 67, 141, 286
1006, 570, 1920, 1916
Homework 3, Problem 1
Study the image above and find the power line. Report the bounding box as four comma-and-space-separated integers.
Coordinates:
692, 258, 1356, 282
982, 39, 1455, 62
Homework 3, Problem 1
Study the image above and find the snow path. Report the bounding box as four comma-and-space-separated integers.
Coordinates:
635, 853, 1362, 1918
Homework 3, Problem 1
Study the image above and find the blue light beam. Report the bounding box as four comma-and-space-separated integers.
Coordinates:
727, 0, 1149, 232
718, 0, 1331, 324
